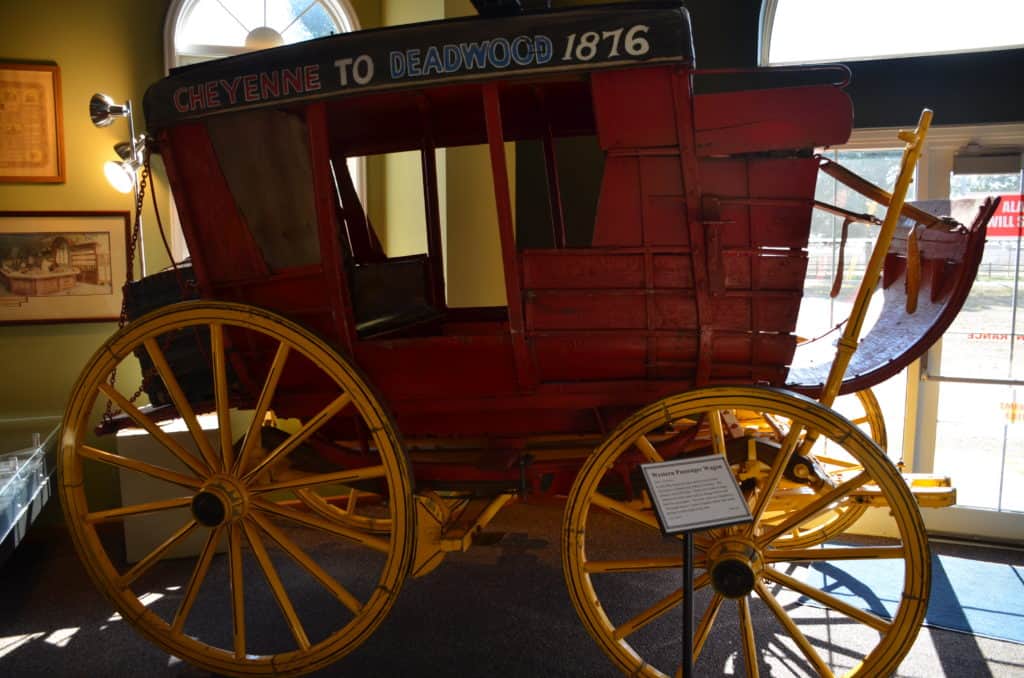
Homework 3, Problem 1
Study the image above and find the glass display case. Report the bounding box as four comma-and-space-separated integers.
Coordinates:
0, 417, 60, 564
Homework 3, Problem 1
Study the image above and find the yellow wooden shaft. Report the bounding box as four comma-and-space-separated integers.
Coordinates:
819, 109, 933, 409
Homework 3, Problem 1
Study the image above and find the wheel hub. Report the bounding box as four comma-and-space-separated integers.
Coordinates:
191, 475, 248, 527
707, 538, 764, 599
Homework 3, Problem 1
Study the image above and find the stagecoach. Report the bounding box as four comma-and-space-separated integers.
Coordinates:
60, 2, 997, 676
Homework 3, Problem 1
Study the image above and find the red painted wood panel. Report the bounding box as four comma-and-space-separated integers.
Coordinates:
593, 156, 642, 246
652, 255, 694, 288
526, 290, 647, 330
694, 85, 852, 156
532, 334, 647, 381
521, 252, 645, 289
354, 336, 518, 400
649, 293, 699, 330
592, 67, 679, 149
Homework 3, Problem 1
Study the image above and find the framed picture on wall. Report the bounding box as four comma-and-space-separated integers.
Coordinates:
0, 62, 66, 183
0, 212, 129, 324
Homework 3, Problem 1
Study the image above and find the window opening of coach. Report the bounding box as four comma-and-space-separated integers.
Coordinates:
320, 78, 604, 336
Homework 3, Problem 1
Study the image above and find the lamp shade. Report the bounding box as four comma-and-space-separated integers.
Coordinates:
104, 159, 139, 193
89, 93, 129, 128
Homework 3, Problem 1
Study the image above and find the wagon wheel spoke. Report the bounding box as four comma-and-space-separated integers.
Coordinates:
228, 523, 247, 659
241, 519, 311, 650
251, 464, 387, 493
591, 492, 663, 532
171, 526, 223, 634
615, 587, 683, 641
252, 497, 391, 554
584, 556, 684, 574
813, 455, 862, 469
235, 341, 290, 475
79, 444, 201, 490
634, 434, 664, 463
766, 545, 906, 563
97, 384, 210, 479
210, 323, 235, 469
242, 392, 353, 483
693, 591, 723, 660
248, 510, 364, 615
747, 422, 805, 527
120, 520, 200, 588
708, 409, 727, 457
754, 579, 834, 677
756, 471, 871, 545
86, 496, 193, 524
737, 596, 759, 678
763, 566, 892, 633
144, 337, 221, 472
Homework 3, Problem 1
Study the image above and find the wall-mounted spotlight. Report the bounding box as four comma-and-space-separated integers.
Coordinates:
89, 93, 130, 128
90, 92, 147, 275
90, 93, 147, 194
103, 138, 147, 194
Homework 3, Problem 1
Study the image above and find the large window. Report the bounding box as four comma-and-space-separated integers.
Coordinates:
166, 0, 358, 66
809, 124, 1024, 542
761, 0, 1024, 65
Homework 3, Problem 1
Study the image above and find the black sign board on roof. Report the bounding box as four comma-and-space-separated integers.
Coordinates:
143, 2, 694, 129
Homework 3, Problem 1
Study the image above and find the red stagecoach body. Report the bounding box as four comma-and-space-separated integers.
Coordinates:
60, 3, 999, 676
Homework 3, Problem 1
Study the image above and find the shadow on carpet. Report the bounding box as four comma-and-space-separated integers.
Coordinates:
794, 549, 1024, 644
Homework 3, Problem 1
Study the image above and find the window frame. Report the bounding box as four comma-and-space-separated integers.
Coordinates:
837, 121, 1024, 542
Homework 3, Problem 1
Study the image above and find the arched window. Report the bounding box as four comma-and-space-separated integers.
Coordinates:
165, 0, 359, 68
162, 0, 362, 259
761, 0, 1024, 65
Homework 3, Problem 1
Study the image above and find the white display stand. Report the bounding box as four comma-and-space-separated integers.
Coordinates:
117, 413, 230, 563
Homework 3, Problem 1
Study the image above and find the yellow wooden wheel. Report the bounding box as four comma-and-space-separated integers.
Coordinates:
562, 386, 929, 678
759, 387, 887, 548
58, 301, 415, 677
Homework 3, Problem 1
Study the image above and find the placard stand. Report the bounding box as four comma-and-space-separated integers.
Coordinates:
640, 455, 753, 678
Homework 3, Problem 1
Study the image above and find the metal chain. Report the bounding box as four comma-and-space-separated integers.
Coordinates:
102, 165, 151, 425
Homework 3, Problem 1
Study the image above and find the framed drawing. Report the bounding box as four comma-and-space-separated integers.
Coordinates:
0, 62, 65, 183
0, 212, 129, 324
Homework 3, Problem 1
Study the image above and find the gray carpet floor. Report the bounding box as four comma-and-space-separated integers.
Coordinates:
1, 501, 1022, 677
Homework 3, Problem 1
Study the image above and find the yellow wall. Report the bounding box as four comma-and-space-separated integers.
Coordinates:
0, 0, 173, 421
